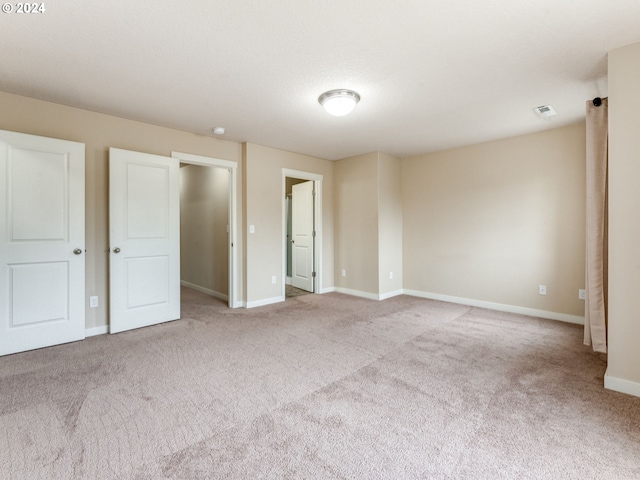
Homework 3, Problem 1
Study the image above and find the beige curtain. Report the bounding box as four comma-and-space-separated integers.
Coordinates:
584, 98, 608, 353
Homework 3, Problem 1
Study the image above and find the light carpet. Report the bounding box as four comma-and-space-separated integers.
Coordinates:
1, 288, 639, 479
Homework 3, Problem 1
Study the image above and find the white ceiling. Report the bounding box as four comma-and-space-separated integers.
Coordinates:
1, 1, 639, 160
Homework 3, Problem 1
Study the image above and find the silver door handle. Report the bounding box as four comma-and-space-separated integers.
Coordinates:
73, 248, 83, 255
113, 247, 121, 254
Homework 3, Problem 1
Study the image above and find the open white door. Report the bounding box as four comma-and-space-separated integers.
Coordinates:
109, 148, 180, 333
0, 130, 85, 356
291, 181, 314, 292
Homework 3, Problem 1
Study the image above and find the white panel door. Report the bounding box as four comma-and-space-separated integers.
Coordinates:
0, 129, 85, 356
291, 181, 314, 292
109, 148, 180, 333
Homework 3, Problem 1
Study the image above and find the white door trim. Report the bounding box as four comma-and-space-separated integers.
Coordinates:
282, 168, 323, 296
171, 151, 240, 308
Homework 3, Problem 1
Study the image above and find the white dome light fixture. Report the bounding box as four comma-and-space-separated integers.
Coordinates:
318, 89, 360, 116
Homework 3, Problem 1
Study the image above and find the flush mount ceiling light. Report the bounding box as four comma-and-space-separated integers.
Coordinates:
318, 89, 361, 116
533, 105, 557, 119
212, 127, 226, 135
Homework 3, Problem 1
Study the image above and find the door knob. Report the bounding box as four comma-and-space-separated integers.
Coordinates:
73, 248, 82, 255
113, 247, 121, 254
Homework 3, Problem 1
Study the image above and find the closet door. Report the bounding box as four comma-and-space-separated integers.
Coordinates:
0, 130, 85, 356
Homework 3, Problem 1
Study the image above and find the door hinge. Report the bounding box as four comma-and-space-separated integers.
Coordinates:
312, 271, 316, 278
312, 231, 316, 237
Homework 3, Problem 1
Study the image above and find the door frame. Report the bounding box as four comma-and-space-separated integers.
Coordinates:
282, 168, 323, 295
172, 151, 240, 308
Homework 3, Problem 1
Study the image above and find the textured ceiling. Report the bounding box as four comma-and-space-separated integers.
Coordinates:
1, 1, 639, 160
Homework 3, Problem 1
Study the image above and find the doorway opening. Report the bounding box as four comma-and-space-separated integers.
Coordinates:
282, 169, 323, 299
179, 163, 229, 305
172, 151, 239, 309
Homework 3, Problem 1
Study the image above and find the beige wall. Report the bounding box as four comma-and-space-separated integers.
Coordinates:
402, 123, 586, 317
334, 153, 380, 295
180, 165, 229, 298
607, 41, 640, 388
378, 153, 403, 295
243, 143, 334, 303
334, 152, 403, 297
0, 89, 592, 334
0, 91, 243, 329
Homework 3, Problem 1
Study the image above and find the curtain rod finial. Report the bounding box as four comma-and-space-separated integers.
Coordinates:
593, 97, 602, 107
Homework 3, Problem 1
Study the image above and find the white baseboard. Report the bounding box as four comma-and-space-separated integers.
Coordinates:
246, 296, 285, 309
403, 289, 585, 325
335, 287, 380, 301
334, 287, 403, 301
181, 280, 228, 301
319, 286, 336, 294
380, 289, 404, 301
86, 325, 109, 337
604, 370, 640, 398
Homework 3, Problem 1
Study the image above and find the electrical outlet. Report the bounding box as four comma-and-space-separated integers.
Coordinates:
579, 289, 586, 300
272, 275, 276, 284
89, 296, 99, 308
538, 285, 547, 296
341, 269, 346, 277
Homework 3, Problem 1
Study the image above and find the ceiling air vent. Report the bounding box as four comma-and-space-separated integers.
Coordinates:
533, 105, 557, 119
